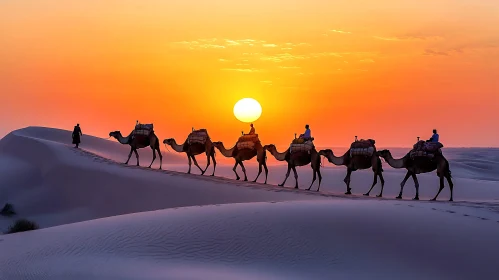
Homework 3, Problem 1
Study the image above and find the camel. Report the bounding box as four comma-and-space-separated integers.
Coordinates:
377, 149, 453, 201
109, 130, 162, 169
163, 137, 216, 176
263, 144, 321, 190
319, 149, 384, 197
212, 141, 268, 183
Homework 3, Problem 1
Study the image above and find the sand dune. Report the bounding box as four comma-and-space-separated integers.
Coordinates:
0, 127, 498, 279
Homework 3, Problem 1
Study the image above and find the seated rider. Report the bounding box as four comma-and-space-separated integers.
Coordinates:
248, 123, 255, 135
299, 124, 312, 141
427, 129, 439, 143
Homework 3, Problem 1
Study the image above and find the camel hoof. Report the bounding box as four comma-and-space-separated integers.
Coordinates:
376, 194, 382, 198
294, 186, 299, 189
430, 198, 435, 201
363, 193, 369, 196
236, 178, 240, 181
345, 191, 352, 195
413, 197, 419, 200
396, 196, 402, 199
211, 174, 215, 177
278, 184, 284, 187
449, 199, 453, 202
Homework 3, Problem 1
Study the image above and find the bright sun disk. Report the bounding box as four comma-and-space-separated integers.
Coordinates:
233, 98, 262, 123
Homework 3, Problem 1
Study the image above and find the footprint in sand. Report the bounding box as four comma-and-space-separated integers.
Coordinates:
446, 210, 456, 214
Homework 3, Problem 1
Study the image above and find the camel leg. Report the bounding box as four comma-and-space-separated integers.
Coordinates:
191, 155, 204, 174
306, 169, 316, 191
445, 173, 454, 202
148, 147, 156, 168
210, 151, 217, 176
316, 168, 322, 192
431, 175, 445, 201
187, 155, 192, 174
363, 172, 378, 196
344, 169, 353, 195
292, 166, 299, 189
263, 162, 269, 184
411, 174, 420, 200
125, 147, 133, 165
253, 163, 263, 183
279, 164, 292, 187
232, 161, 240, 180
133, 149, 140, 166
239, 161, 248, 181
377, 172, 385, 197
204, 153, 211, 175
397, 171, 411, 199
157, 148, 163, 170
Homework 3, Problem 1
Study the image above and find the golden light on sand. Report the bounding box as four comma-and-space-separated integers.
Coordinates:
233, 98, 262, 123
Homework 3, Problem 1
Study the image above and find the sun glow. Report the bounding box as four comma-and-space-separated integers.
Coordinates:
233, 98, 262, 123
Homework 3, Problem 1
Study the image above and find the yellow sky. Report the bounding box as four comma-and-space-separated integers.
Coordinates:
1, 0, 498, 147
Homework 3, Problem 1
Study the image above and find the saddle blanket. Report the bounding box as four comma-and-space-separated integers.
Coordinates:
239, 134, 260, 142
350, 139, 375, 149
413, 141, 443, 153
188, 129, 209, 144
237, 141, 256, 150
133, 124, 154, 136
350, 147, 375, 157
290, 141, 314, 153
410, 150, 436, 159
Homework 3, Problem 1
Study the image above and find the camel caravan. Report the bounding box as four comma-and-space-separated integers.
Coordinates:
109, 123, 453, 201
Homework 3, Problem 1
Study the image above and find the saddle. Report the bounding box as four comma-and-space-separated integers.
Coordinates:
133, 123, 153, 137
188, 129, 209, 145
410, 140, 443, 159
290, 140, 315, 154
236, 134, 260, 150
350, 139, 376, 157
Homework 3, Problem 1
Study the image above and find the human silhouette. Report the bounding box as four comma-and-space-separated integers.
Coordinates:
72, 124, 82, 148
299, 124, 311, 141
427, 129, 439, 143
248, 123, 255, 135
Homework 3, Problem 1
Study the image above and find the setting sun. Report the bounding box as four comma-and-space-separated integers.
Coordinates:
233, 98, 262, 123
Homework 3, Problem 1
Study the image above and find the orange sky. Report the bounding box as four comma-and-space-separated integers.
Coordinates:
1, 0, 498, 147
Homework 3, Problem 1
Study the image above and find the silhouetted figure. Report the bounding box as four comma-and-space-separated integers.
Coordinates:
299, 124, 312, 141
427, 129, 439, 143
72, 124, 82, 148
248, 123, 255, 135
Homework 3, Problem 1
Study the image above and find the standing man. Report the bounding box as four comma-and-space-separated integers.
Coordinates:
72, 123, 82, 148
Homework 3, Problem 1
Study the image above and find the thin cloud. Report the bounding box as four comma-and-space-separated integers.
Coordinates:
220, 68, 261, 73
373, 35, 443, 41
423, 49, 449, 56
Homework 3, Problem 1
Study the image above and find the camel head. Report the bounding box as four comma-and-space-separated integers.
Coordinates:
376, 149, 391, 159
163, 138, 175, 145
318, 149, 333, 157
109, 131, 121, 139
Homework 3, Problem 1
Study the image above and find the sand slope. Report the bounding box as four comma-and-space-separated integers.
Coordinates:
1, 200, 499, 280
0, 127, 499, 279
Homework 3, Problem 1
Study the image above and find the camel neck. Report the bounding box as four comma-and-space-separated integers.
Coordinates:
270, 148, 288, 161
116, 133, 130, 145
326, 151, 345, 165
384, 153, 405, 169
169, 140, 185, 153
216, 143, 235, 157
